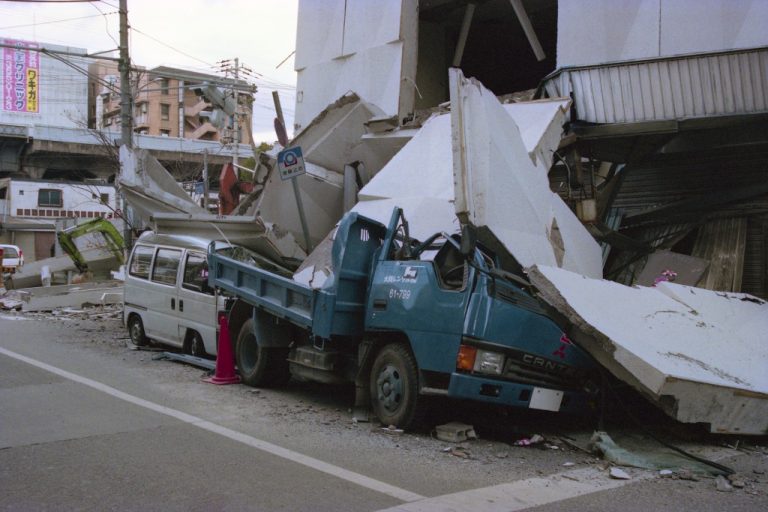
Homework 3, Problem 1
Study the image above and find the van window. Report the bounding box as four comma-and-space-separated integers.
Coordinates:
182, 252, 211, 294
129, 245, 154, 279
151, 248, 181, 285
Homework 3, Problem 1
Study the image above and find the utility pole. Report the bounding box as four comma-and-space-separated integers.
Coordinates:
233, 57, 239, 167
202, 149, 209, 211
118, 0, 133, 250
217, 58, 257, 165
118, 0, 132, 149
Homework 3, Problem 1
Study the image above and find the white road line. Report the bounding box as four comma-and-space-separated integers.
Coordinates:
377, 447, 740, 512
0, 347, 425, 503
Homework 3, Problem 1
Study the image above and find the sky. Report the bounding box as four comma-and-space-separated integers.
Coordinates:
0, 0, 299, 143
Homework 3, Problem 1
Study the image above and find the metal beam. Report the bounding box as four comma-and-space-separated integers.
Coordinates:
509, 0, 546, 61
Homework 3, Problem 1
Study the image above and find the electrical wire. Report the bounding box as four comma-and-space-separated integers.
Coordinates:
0, 11, 115, 30
130, 26, 216, 69
89, 1, 119, 48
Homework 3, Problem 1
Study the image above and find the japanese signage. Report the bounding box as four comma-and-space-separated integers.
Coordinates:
277, 146, 306, 181
3, 39, 40, 113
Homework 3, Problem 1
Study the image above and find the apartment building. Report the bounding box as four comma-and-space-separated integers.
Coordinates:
89, 63, 254, 144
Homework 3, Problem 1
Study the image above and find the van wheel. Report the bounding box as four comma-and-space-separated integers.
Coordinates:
183, 331, 206, 358
370, 343, 424, 429
235, 318, 290, 387
127, 315, 148, 348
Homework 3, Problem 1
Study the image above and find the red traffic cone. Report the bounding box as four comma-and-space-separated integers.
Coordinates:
204, 311, 241, 385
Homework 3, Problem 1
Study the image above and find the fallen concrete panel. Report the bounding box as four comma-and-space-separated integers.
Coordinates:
150, 213, 306, 265
118, 147, 207, 221
7, 247, 119, 289
502, 99, 571, 172
257, 161, 345, 252
529, 264, 768, 434
291, 93, 385, 177
450, 69, 602, 278
18, 282, 123, 312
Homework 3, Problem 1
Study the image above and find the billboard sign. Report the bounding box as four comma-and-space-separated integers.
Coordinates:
2, 39, 40, 113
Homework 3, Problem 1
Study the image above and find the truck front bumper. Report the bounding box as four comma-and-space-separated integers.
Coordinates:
447, 372, 592, 414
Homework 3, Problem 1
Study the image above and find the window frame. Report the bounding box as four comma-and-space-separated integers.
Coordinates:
160, 103, 170, 120
37, 188, 62, 207
128, 244, 154, 280
150, 247, 182, 286
181, 251, 211, 294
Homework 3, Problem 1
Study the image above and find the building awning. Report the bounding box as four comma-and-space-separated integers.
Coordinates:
0, 217, 55, 231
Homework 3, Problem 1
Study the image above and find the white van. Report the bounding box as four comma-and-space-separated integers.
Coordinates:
123, 232, 226, 357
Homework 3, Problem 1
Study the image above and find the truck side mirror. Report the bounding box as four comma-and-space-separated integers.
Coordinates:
460, 224, 477, 258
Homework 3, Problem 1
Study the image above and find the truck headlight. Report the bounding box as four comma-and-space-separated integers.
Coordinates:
473, 350, 505, 375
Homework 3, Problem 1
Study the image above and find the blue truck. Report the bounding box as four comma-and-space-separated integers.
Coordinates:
208, 208, 597, 428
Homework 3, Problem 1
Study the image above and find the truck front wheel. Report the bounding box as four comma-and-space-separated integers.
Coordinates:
235, 318, 290, 387
370, 343, 424, 429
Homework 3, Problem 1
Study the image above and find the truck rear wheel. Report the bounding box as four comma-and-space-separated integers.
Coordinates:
370, 343, 424, 429
235, 318, 290, 387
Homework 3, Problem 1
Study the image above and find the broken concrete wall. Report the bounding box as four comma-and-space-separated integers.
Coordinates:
529, 264, 768, 434
450, 69, 602, 278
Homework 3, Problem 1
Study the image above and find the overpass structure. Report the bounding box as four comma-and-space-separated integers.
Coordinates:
0, 123, 252, 182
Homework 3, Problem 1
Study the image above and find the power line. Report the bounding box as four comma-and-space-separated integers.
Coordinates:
90, 1, 119, 48
0, 11, 115, 30
130, 26, 215, 69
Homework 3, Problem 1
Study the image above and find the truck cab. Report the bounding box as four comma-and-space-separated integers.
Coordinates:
363, 211, 597, 425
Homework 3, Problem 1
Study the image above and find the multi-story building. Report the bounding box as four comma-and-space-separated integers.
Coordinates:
89, 63, 254, 144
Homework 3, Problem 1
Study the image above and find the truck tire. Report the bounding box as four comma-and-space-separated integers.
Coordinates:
235, 318, 290, 387
127, 315, 149, 348
370, 343, 425, 429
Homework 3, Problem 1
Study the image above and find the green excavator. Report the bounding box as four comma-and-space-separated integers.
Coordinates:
57, 219, 125, 275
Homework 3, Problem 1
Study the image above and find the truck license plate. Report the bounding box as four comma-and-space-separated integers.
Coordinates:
529, 387, 564, 412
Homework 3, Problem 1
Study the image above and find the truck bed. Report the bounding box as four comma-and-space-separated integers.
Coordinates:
208, 250, 314, 329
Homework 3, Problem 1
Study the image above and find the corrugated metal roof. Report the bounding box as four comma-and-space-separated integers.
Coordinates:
542, 48, 768, 124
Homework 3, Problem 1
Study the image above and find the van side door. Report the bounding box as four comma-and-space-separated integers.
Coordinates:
145, 247, 183, 345
177, 250, 218, 355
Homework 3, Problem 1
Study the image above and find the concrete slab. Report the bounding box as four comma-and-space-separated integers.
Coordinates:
529, 264, 768, 434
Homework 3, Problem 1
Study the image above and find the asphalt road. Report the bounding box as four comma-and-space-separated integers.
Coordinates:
1, 312, 766, 511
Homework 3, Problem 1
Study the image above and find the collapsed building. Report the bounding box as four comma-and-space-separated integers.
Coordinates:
118, 0, 767, 434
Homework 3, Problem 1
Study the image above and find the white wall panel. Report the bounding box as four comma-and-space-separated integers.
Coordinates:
557, 0, 768, 68
295, 43, 404, 131
343, 0, 404, 55
557, 0, 660, 68
294, 0, 346, 71
661, 0, 768, 56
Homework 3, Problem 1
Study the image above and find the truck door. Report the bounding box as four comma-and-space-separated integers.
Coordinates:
366, 241, 470, 374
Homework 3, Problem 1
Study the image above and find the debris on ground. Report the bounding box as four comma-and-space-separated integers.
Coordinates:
715, 474, 734, 492
380, 425, 404, 436
609, 467, 632, 480
0, 289, 26, 310
514, 434, 545, 447
727, 474, 746, 488
434, 422, 477, 443
154, 352, 216, 371
445, 446, 472, 459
